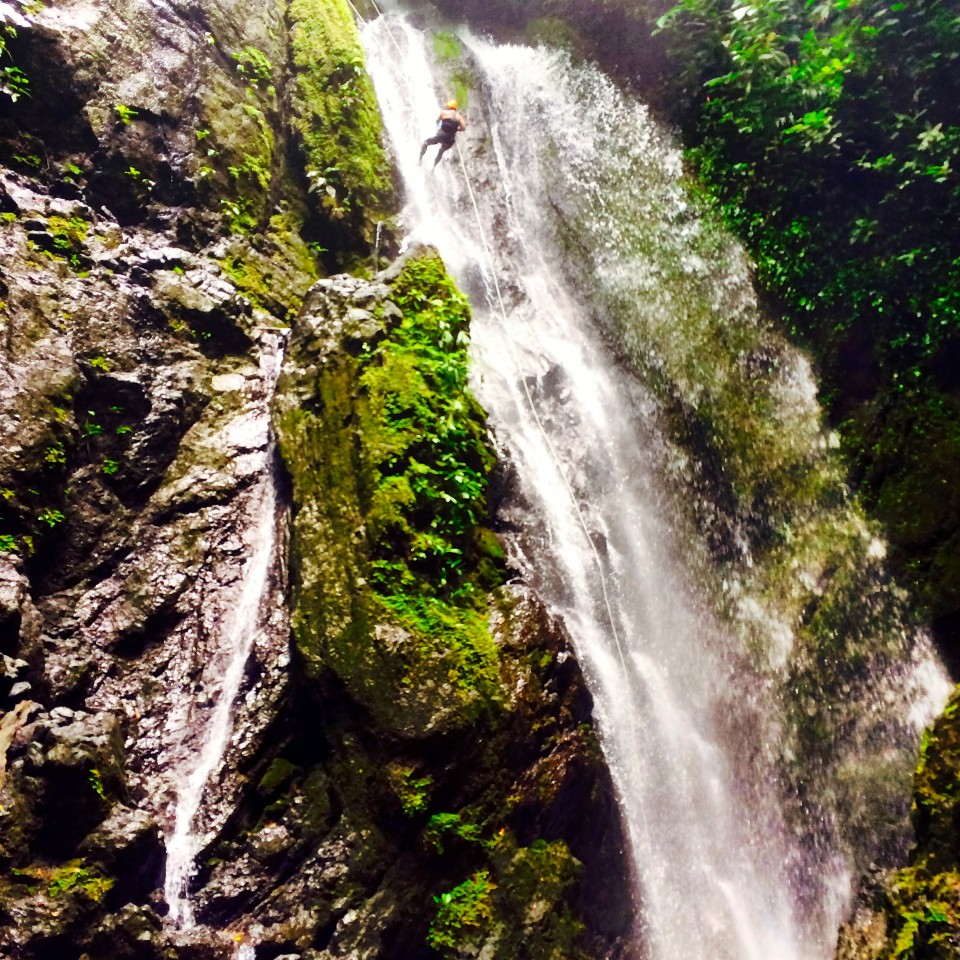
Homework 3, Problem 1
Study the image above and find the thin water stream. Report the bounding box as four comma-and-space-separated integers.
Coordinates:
362, 14, 950, 960
163, 334, 286, 929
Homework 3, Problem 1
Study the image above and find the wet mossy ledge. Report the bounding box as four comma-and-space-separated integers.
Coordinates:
275, 246, 506, 736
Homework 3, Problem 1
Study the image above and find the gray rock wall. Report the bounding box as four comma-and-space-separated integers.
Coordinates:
0, 1, 634, 958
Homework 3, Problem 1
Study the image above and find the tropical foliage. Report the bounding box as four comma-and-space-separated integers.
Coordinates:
656, 0, 960, 636
0, 1, 33, 103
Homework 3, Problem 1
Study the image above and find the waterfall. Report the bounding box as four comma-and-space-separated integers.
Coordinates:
362, 13, 951, 960
163, 332, 286, 929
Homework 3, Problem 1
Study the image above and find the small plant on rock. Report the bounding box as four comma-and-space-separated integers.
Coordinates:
44, 442, 66, 464
428, 871, 496, 953
37, 507, 64, 527
115, 103, 138, 125
88, 768, 106, 799
233, 45, 274, 95
0, 3, 36, 104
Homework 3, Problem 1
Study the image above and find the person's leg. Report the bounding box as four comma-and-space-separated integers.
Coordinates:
420, 134, 442, 162
433, 138, 453, 166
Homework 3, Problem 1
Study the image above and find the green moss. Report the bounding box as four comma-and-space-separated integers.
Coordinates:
267, 208, 322, 277
197, 66, 278, 235
386, 764, 433, 816
494, 839, 584, 953
429, 870, 497, 952
46, 215, 88, 243
13, 860, 114, 902
431, 31, 462, 62
374, 591, 500, 700
216, 209, 318, 318
426, 837, 584, 958
38, 215, 90, 270
287, 0, 392, 245
881, 862, 960, 960
219, 254, 274, 307
914, 690, 960, 840
233, 45, 274, 91
277, 249, 505, 733
847, 688, 960, 958
258, 757, 299, 797
474, 526, 505, 561
430, 31, 470, 109
425, 811, 484, 854
217, 96, 275, 231
357, 254, 503, 703
360, 254, 496, 590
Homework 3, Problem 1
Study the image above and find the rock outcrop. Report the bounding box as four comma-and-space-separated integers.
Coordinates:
836, 690, 960, 960
0, 0, 634, 958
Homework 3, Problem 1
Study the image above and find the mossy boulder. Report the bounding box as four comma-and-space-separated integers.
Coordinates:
264, 246, 634, 957
192, 579, 632, 959
275, 245, 502, 737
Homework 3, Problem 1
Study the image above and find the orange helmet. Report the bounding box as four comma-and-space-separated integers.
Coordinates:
446, 99, 458, 109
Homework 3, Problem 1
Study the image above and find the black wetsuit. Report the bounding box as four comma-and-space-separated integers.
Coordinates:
420, 115, 462, 165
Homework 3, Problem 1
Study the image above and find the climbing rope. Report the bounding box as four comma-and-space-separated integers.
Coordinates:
363, 0, 406, 59
360, 5, 631, 677
452, 144, 631, 677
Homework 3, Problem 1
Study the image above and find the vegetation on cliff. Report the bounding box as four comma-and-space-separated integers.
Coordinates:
275, 248, 504, 733
271, 247, 632, 957
653, 0, 960, 651
837, 690, 960, 959
423, 0, 960, 658
287, 0, 394, 252
0, 0, 635, 955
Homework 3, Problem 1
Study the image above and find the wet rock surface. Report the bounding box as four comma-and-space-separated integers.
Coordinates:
0, 0, 633, 958
262, 253, 636, 959
835, 692, 960, 960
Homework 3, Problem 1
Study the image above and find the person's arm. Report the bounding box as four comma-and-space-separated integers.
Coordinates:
458, 113, 466, 131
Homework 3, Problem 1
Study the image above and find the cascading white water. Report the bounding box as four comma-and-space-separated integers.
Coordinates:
163, 334, 286, 929
362, 13, 950, 960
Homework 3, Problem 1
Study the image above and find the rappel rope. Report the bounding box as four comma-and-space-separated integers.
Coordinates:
360, 4, 631, 680
441, 42, 651, 854
451, 146, 633, 678
345, 0, 369, 26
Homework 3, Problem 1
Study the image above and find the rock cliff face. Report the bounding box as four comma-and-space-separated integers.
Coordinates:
836, 690, 960, 960
0, 1, 633, 958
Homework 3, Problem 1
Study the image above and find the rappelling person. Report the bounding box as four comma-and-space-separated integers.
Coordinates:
419, 99, 465, 168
